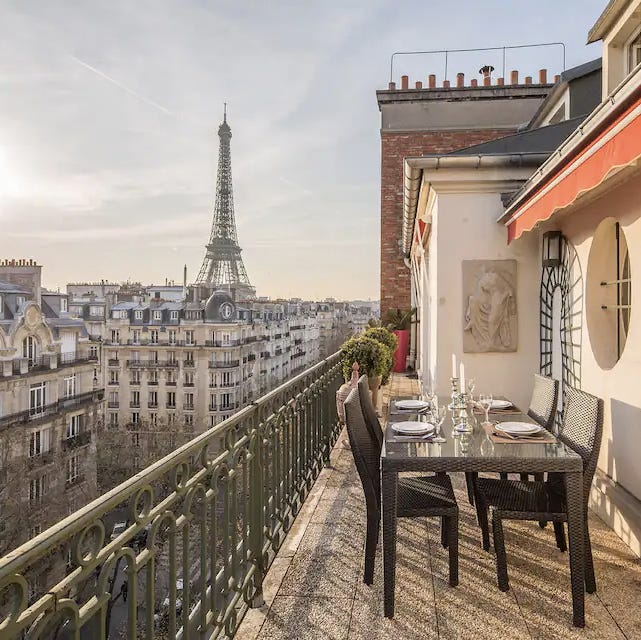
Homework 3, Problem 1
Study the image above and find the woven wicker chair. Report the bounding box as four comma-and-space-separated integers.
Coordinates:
357, 375, 383, 448
344, 387, 459, 586
473, 385, 603, 593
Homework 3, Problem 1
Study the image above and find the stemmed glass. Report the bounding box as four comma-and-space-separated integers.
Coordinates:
432, 404, 447, 443
478, 393, 493, 426
467, 377, 476, 402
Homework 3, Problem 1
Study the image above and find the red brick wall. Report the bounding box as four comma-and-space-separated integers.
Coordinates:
380, 128, 516, 317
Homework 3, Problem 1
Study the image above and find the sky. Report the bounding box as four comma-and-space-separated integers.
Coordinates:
0, 0, 605, 300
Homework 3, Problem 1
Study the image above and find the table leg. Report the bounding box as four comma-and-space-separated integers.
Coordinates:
382, 468, 398, 618
565, 470, 585, 628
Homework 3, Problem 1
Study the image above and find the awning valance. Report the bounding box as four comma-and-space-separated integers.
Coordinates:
505, 93, 641, 243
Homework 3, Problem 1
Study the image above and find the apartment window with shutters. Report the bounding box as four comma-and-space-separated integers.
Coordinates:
221, 393, 231, 409
108, 391, 119, 407
130, 370, 140, 385
167, 369, 176, 384
30, 429, 51, 457
30, 474, 48, 504
184, 371, 194, 386
168, 330, 177, 345
131, 350, 140, 363
111, 329, 120, 344
167, 391, 176, 408
131, 391, 140, 408
132, 329, 141, 344
149, 370, 158, 384
185, 330, 194, 345
66, 455, 80, 485
64, 374, 76, 399
185, 393, 194, 409
168, 351, 176, 364
67, 414, 81, 439
150, 329, 159, 344
222, 371, 232, 386
29, 382, 46, 417
150, 350, 159, 363
149, 391, 158, 407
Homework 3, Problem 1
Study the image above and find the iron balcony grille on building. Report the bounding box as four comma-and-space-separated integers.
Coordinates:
0, 354, 342, 639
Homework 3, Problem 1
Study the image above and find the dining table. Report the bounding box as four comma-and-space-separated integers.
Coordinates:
382, 395, 586, 627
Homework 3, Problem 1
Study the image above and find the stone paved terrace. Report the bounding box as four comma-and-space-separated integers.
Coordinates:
237, 374, 641, 640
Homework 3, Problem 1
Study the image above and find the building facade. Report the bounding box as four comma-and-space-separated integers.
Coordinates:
0, 260, 103, 569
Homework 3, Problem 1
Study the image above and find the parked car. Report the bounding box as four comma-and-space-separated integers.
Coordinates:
110, 521, 127, 541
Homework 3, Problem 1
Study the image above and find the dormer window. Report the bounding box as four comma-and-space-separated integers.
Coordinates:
60, 298, 68, 313
134, 310, 143, 320
627, 27, 641, 74
153, 310, 162, 322
23, 336, 39, 366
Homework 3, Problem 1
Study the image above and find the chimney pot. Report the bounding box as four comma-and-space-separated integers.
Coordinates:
470, 79, 478, 87
456, 72, 465, 88
401, 75, 409, 90
510, 70, 519, 84
443, 79, 450, 88
428, 74, 436, 89
497, 77, 505, 85
538, 69, 547, 84
483, 76, 491, 86
388, 81, 396, 90
525, 76, 532, 85
554, 74, 561, 83
415, 81, 423, 89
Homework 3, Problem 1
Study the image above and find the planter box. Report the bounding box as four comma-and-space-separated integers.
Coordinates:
393, 330, 409, 373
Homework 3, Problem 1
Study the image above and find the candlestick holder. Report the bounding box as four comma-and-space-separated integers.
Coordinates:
449, 377, 459, 409
453, 392, 473, 434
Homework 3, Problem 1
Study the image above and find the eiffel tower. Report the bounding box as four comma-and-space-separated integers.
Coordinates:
195, 106, 254, 297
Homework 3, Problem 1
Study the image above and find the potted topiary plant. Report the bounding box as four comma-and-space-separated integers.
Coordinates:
382, 308, 416, 373
340, 335, 388, 408
362, 326, 397, 385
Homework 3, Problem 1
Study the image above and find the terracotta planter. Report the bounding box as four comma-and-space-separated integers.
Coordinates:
393, 330, 410, 372
368, 375, 382, 409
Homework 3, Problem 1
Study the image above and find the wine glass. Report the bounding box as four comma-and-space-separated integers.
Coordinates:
467, 377, 476, 402
432, 404, 447, 443
478, 393, 493, 426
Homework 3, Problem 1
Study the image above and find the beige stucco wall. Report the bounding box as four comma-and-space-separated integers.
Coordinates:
558, 174, 641, 556
416, 171, 540, 410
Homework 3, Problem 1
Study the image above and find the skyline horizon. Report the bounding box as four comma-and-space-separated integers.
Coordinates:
0, 1, 605, 301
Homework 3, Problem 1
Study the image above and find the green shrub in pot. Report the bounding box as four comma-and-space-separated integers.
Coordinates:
362, 327, 397, 384
340, 336, 388, 383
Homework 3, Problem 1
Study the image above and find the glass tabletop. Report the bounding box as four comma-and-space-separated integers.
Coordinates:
383, 395, 582, 471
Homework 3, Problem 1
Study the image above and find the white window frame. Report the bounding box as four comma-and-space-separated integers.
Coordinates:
30, 474, 48, 503
67, 414, 81, 439
153, 310, 162, 322
150, 329, 159, 344
170, 310, 179, 320
29, 382, 46, 417
185, 330, 194, 345
134, 309, 143, 320
64, 374, 76, 399
625, 24, 641, 75
66, 455, 80, 484
23, 336, 38, 365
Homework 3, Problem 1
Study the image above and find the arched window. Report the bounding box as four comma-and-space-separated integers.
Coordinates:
22, 336, 39, 366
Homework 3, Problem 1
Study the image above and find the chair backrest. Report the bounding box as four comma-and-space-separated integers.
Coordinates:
344, 387, 381, 514
527, 374, 559, 432
357, 375, 383, 448
558, 385, 604, 497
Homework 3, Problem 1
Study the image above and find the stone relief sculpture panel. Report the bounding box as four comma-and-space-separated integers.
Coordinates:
463, 259, 517, 353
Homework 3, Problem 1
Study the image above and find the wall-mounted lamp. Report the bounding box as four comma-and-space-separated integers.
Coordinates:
542, 230, 563, 268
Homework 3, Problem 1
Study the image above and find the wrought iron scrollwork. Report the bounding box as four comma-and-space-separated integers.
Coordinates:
0, 353, 342, 639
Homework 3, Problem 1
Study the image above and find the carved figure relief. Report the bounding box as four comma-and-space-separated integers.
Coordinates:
463, 260, 517, 353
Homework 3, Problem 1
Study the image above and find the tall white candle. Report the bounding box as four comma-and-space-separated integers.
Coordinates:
459, 362, 465, 391
451, 354, 457, 378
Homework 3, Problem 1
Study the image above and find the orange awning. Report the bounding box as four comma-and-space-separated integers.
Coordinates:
506, 93, 641, 243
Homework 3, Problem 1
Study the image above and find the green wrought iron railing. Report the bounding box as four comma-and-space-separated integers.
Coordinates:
0, 352, 343, 640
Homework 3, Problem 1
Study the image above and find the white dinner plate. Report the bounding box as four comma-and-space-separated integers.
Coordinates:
490, 399, 514, 409
495, 421, 542, 435
395, 399, 429, 410
391, 422, 434, 435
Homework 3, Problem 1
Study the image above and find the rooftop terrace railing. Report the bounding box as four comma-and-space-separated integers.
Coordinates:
0, 352, 342, 639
